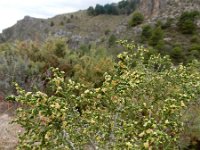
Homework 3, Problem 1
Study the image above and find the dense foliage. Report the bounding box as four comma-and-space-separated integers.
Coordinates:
148, 26, 164, 47
177, 11, 200, 34
0, 42, 43, 95
12, 41, 200, 149
129, 11, 144, 27
0, 38, 114, 96
141, 25, 153, 40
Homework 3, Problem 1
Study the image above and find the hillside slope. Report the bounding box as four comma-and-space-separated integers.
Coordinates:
0, 0, 199, 50
0, 11, 128, 49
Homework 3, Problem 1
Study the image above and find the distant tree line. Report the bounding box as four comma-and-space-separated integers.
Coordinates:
87, 0, 140, 16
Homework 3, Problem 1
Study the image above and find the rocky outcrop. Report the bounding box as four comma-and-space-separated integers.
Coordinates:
139, 0, 167, 18
138, 0, 200, 20
0, 16, 49, 42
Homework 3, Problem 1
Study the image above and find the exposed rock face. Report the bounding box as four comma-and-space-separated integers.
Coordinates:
139, 0, 167, 18
138, 0, 200, 19
0, 16, 48, 42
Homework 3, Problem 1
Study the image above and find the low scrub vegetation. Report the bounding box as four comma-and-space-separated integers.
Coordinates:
177, 11, 200, 34
10, 40, 200, 149
0, 38, 114, 96
129, 11, 144, 27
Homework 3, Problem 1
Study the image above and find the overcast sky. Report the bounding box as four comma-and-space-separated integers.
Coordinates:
0, 0, 120, 32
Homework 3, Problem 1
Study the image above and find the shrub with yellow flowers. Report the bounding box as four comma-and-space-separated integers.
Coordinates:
13, 40, 200, 149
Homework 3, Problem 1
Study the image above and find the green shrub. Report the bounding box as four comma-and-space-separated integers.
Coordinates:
53, 40, 66, 58
149, 26, 164, 46
13, 41, 200, 149
189, 50, 200, 60
50, 21, 54, 27
104, 29, 111, 35
66, 18, 71, 23
141, 24, 153, 40
108, 34, 117, 47
60, 21, 64, 26
190, 44, 200, 52
70, 14, 74, 19
162, 18, 173, 29
170, 46, 185, 64
129, 11, 144, 27
177, 11, 200, 34
73, 52, 114, 87
155, 20, 163, 27
179, 19, 196, 34
190, 35, 200, 43
188, 44, 200, 60
155, 40, 165, 52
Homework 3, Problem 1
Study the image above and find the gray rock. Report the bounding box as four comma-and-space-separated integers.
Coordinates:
196, 19, 200, 28
68, 35, 84, 49
133, 26, 143, 35
54, 29, 67, 37
65, 23, 79, 30
164, 37, 172, 42
115, 25, 127, 35
66, 32, 72, 36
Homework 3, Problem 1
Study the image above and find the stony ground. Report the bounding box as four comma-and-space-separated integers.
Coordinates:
0, 102, 22, 150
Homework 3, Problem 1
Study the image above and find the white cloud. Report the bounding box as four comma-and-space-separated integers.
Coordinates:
0, 0, 120, 32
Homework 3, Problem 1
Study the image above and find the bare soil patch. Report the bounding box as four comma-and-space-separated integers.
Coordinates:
0, 102, 22, 150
